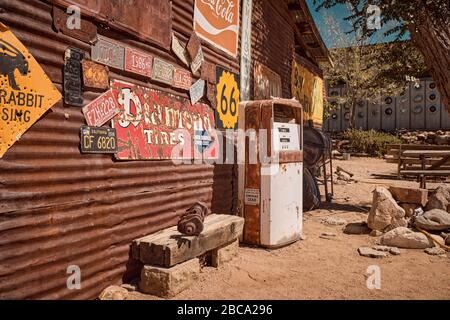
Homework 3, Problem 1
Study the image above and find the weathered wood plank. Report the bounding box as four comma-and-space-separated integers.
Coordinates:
132, 214, 244, 267
400, 170, 450, 175
389, 186, 428, 206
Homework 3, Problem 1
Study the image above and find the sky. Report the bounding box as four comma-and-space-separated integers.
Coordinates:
305, 0, 409, 48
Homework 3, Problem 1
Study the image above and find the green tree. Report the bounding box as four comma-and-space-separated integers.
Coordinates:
321, 11, 426, 128
314, 0, 450, 113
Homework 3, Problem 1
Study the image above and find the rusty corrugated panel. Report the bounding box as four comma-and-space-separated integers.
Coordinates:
50, 0, 173, 49
250, 0, 295, 99
0, 0, 236, 300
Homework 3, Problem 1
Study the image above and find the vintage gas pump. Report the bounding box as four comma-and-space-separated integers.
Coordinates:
238, 99, 303, 248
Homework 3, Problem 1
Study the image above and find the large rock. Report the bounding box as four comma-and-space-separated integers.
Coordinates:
139, 258, 200, 298
415, 209, 450, 231
368, 187, 407, 231
389, 186, 428, 206
380, 227, 433, 249
426, 185, 450, 212
210, 240, 239, 268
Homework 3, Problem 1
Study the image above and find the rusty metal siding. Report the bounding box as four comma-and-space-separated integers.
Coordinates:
0, 0, 237, 300
251, 0, 296, 99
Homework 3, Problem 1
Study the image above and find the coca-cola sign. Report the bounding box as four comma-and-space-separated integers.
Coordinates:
193, 0, 240, 57
199, 0, 236, 23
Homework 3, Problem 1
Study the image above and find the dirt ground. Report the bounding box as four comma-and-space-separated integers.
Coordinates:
128, 157, 450, 300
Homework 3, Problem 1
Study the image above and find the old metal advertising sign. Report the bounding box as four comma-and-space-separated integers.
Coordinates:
201, 61, 216, 84
191, 48, 204, 75
187, 32, 204, 74
254, 63, 282, 100
64, 47, 84, 106
82, 90, 120, 127
91, 35, 125, 70
206, 82, 217, 109
110, 80, 218, 160
82, 60, 109, 90
244, 188, 260, 205
51, 0, 172, 49
171, 34, 190, 67
52, 6, 97, 43
215, 67, 240, 129
151, 58, 174, 85
80, 125, 118, 154
193, 0, 240, 57
0, 23, 62, 158
172, 68, 192, 90
124, 47, 153, 77
190, 79, 206, 105
292, 60, 324, 125
240, 0, 253, 101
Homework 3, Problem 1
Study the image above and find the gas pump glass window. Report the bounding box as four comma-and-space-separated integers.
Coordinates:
273, 104, 303, 153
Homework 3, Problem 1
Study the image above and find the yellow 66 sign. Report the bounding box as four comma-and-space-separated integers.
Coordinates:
215, 67, 240, 129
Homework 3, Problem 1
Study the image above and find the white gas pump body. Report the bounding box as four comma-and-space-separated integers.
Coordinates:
239, 99, 304, 248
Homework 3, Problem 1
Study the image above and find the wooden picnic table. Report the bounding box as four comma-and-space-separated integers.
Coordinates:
400, 150, 450, 188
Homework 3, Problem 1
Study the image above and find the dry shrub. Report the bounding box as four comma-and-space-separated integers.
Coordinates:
342, 129, 402, 157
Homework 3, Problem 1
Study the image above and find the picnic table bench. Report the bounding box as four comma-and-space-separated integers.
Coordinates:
385, 144, 450, 177
398, 150, 450, 188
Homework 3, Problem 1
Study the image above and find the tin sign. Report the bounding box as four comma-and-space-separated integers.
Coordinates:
187, 32, 204, 74
82, 90, 120, 127
151, 58, 174, 85
173, 68, 192, 90
124, 47, 153, 77
240, 0, 253, 101
193, 0, 240, 57
191, 48, 204, 75
201, 61, 216, 84
207, 82, 217, 109
0, 22, 62, 158
111, 80, 217, 160
215, 67, 240, 129
64, 47, 84, 107
82, 60, 109, 90
80, 125, 118, 154
245, 189, 260, 205
53, 6, 97, 43
91, 35, 125, 70
187, 32, 202, 60
171, 34, 190, 67
190, 79, 206, 105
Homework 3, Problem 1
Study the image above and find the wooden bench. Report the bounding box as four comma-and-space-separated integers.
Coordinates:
398, 150, 450, 188
132, 214, 244, 267
385, 144, 450, 178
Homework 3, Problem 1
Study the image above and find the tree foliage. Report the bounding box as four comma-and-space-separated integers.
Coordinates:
314, 0, 450, 113
313, 0, 450, 39
320, 10, 427, 127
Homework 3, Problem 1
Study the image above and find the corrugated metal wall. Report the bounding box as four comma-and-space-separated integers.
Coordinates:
0, 0, 238, 299
251, 0, 295, 99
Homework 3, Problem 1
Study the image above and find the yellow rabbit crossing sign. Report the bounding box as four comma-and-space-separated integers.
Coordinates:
0, 23, 61, 158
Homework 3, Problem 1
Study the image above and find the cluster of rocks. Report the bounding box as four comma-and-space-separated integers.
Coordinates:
399, 130, 450, 145
359, 185, 450, 257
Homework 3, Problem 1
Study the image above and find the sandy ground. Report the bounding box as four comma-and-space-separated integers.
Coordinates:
128, 157, 450, 300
